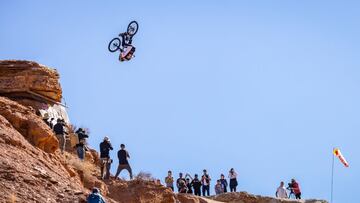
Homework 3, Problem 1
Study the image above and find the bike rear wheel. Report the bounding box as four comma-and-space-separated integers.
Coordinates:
108, 38, 121, 52
127, 21, 139, 36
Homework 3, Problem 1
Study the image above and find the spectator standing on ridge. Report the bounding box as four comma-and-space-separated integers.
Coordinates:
76, 128, 89, 143
114, 144, 133, 180
87, 187, 106, 203
220, 174, 228, 193
275, 181, 288, 199
228, 168, 238, 192
201, 169, 211, 196
99, 136, 113, 179
186, 174, 202, 196
290, 179, 301, 199
215, 179, 224, 195
53, 118, 68, 153
176, 173, 186, 192
165, 170, 175, 191
192, 174, 202, 196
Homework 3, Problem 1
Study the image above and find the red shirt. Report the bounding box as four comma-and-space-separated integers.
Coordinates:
292, 182, 301, 194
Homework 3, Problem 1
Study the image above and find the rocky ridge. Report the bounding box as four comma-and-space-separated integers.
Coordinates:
0, 60, 327, 203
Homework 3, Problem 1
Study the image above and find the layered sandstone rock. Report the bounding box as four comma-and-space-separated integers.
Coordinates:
0, 112, 85, 202
0, 60, 62, 103
106, 179, 177, 203
0, 96, 58, 153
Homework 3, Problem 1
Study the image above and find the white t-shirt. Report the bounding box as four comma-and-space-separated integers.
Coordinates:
228, 171, 237, 179
276, 186, 288, 198
202, 175, 210, 186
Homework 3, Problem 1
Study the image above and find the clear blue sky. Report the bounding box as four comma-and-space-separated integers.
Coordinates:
1, 1, 359, 202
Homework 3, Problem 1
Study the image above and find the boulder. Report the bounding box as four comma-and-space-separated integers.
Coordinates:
0, 60, 62, 103
0, 96, 58, 153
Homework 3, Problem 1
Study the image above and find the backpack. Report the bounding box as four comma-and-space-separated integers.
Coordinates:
87, 193, 104, 203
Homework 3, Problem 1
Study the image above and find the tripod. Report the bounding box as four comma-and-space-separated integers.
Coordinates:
288, 191, 295, 199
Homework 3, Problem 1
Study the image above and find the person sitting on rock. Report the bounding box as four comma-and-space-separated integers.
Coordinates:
53, 118, 68, 153
87, 187, 106, 203
215, 179, 224, 195
99, 136, 113, 179
114, 144, 133, 180
165, 170, 175, 191
176, 173, 186, 192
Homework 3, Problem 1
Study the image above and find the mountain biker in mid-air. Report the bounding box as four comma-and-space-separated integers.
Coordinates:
118, 32, 136, 61
108, 21, 139, 62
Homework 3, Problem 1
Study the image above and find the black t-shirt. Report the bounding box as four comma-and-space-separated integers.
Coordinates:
191, 179, 202, 190
53, 123, 64, 135
118, 149, 129, 164
99, 141, 113, 158
186, 183, 193, 193
77, 132, 89, 141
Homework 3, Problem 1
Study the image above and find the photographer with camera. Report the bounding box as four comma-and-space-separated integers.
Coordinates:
287, 179, 301, 199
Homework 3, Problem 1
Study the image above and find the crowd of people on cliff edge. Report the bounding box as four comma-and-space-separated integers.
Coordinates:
42, 114, 302, 202
164, 168, 301, 199
164, 168, 238, 196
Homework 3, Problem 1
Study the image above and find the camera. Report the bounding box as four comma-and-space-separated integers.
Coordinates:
287, 183, 294, 193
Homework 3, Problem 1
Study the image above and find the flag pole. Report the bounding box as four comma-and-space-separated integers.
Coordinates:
331, 147, 335, 203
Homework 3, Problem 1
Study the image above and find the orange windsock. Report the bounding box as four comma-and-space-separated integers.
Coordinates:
333, 148, 349, 167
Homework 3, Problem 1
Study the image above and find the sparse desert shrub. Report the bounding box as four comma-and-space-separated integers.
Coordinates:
67, 154, 96, 187
134, 171, 155, 181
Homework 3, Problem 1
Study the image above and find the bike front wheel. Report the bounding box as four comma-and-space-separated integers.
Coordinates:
127, 21, 139, 36
108, 38, 121, 52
